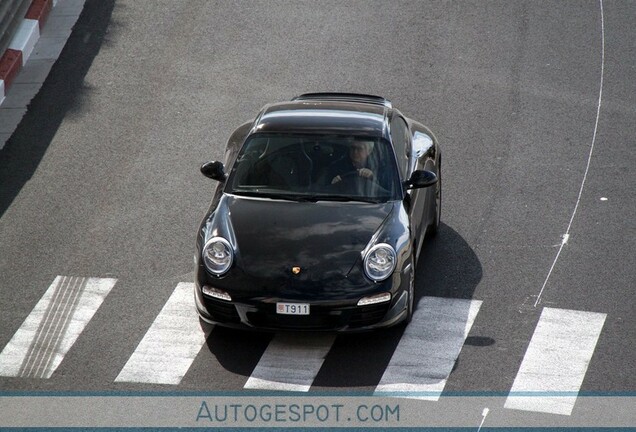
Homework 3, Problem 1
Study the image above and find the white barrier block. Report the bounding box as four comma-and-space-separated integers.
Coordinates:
9, 19, 40, 65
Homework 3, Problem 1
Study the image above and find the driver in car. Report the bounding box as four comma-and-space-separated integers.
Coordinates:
330, 139, 376, 184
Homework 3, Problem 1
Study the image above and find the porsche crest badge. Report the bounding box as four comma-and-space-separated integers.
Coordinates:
291, 266, 301, 275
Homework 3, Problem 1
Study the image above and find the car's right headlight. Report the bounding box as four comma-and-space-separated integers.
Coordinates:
202, 237, 233, 276
363, 243, 397, 282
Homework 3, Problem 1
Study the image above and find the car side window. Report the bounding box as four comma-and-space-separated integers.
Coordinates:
389, 115, 410, 180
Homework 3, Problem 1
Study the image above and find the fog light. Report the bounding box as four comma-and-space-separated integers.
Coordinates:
357, 292, 391, 306
202, 286, 232, 301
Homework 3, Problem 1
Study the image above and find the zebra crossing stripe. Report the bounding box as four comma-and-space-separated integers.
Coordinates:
115, 282, 209, 385
0, 276, 116, 378
374, 297, 482, 400
244, 333, 336, 392
504, 307, 606, 416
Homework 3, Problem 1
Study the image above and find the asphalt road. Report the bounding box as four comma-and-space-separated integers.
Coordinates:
0, 0, 634, 427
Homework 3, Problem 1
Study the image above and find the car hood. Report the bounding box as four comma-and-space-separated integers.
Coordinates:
222, 195, 395, 282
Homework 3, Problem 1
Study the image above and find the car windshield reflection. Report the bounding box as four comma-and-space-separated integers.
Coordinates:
225, 133, 402, 202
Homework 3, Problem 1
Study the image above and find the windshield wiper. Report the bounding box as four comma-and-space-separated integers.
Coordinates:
231, 191, 306, 202
298, 194, 384, 204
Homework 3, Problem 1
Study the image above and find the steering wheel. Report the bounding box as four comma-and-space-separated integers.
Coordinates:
337, 169, 375, 183
329, 169, 390, 195
339, 170, 362, 181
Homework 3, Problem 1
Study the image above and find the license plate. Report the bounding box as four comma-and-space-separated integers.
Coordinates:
276, 302, 310, 315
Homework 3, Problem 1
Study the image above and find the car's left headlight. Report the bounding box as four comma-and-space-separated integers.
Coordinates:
202, 237, 233, 276
364, 243, 397, 282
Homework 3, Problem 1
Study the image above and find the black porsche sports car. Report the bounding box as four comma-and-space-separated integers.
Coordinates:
195, 93, 441, 331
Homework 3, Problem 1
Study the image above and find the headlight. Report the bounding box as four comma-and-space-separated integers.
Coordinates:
364, 243, 396, 282
202, 237, 233, 276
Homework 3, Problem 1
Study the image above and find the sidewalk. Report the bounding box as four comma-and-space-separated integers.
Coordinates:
0, 0, 86, 150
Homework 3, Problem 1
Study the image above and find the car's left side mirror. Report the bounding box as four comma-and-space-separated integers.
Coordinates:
403, 170, 437, 190
201, 161, 227, 182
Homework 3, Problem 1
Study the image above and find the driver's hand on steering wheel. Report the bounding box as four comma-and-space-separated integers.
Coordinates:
358, 168, 374, 179
331, 168, 374, 184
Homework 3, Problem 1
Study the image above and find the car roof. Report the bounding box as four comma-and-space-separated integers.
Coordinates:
251, 94, 392, 140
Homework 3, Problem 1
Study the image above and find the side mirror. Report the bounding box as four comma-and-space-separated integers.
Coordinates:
403, 170, 437, 190
201, 161, 227, 182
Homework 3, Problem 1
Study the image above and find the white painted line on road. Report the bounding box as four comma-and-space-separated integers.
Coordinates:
477, 407, 490, 432
244, 333, 336, 392
374, 297, 482, 400
0, 276, 116, 378
115, 282, 209, 385
534, 0, 605, 307
505, 307, 606, 415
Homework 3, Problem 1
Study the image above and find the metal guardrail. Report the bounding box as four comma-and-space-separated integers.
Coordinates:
0, 0, 32, 58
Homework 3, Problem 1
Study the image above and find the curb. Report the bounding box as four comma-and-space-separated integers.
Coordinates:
0, 0, 56, 105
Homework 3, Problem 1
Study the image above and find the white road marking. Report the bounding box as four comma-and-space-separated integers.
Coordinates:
244, 333, 336, 392
534, 0, 605, 307
477, 407, 490, 432
115, 282, 208, 385
0, 276, 116, 378
374, 297, 482, 400
505, 307, 606, 415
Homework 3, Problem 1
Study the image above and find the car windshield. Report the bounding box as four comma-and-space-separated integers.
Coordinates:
225, 133, 402, 203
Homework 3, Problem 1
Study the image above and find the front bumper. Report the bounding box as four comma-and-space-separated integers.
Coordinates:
194, 279, 409, 332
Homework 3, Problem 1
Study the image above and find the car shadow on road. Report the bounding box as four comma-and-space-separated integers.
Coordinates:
417, 222, 483, 300
0, 0, 115, 218
204, 326, 274, 379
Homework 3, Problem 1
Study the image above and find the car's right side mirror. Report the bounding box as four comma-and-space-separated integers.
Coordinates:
403, 170, 437, 190
201, 161, 227, 182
